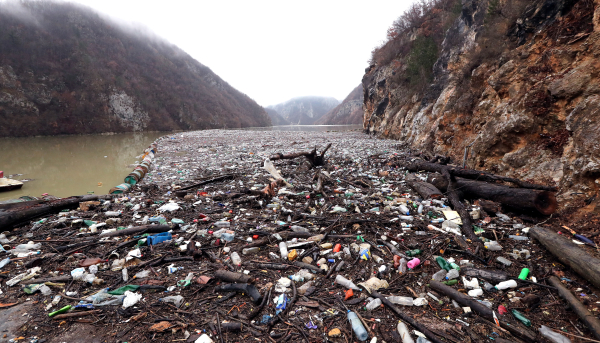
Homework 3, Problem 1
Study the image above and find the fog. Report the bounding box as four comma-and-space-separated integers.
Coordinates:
64, 0, 412, 107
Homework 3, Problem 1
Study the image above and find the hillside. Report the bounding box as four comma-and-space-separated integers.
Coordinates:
314, 84, 363, 125
363, 0, 600, 212
265, 108, 291, 126
0, 1, 271, 137
268, 96, 339, 125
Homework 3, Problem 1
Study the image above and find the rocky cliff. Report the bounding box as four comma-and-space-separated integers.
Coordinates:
315, 84, 364, 125
0, 1, 271, 137
363, 0, 600, 212
268, 96, 339, 125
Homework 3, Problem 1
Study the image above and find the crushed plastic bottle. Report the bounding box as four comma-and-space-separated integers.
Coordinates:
161, 295, 184, 308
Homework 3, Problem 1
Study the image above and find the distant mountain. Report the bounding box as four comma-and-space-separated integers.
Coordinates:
0, 1, 271, 137
315, 85, 363, 125
268, 96, 339, 125
265, 108, 291, 126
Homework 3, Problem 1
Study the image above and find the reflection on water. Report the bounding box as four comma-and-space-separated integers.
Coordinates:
0, 132, 165, 201
236, 125, 364, 132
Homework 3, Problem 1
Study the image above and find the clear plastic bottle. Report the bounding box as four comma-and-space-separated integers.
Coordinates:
122, 268, 128, 282
230, 252, 241, 266
397, 321, 415, 343
509, 235, 528, 241
213, 221, 230, 228
365, 298, 382, 310
432, 269, 447, 281
445, 269, 459, 280
387, 296, 413, 306
221, 233, 235, 242
399, 205, 410, 215
289, 275, 304, 282
279, 242, 288, 259
539, 325, 571, 343
399, 215, 414, 221
496, 256, 512, 266
484, 241, 503, 251
347, 311, 369, 341
297, 281, 313, 295
160, 295, 184, 308
398, 258, 407, 274
290, 225, 309, 232
134, 270, 150, 279
242, 247, 259, 255
15, 242, 41, 250
335, 275, 360, 290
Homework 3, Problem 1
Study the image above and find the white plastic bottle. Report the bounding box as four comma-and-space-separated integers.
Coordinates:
397, 321, 415, 343
230, 252, 241, 266
495, 280, 518, 290
388, 296, 413, 306
279, 242, 288, 259
365, 298, 382, 310
335, 275, 360, 290
399, 205, 410, 215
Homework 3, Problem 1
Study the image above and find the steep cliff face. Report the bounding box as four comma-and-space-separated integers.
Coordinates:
364, 0, 600, 212
315, 84, 364, 125
268, 96, 339, 125
0, 1, 271, 137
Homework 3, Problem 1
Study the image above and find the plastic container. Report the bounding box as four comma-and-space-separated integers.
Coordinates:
279, 242, 288, 259
484, 241, 503, 251
221, 232, 235, 242
539, 325, 571, 343
213, 221, 230, 228
365, 298, 382, 310
347, 311, 369, 341
436, 256, 452, 271
405, 249, 422, 257
399, 205, 410, 215
518, 268, 530, 280
398, 258, 407, 274
15, 242, 41, 250
242, 247, 260, 255
230, 252, 241, 266
432, 269, 447, 281
468, 289, 483, 297
335, 275, 360, 290
160, 295, 184, 308
445, 269, 459, 280
397, 321, 415, 343
509, 235, 529, 241
134, 270, 150, 279
407, 258, 420, 269
147, 232, 172, 245
511, 309, 531, 326
387, 296, 413, 306
496, 256, 512, 266
495, 280, 518, 290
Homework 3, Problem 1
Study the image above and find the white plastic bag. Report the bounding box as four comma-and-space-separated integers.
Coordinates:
122, 291, 142, 308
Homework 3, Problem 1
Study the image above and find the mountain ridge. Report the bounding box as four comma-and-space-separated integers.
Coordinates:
267, 96, 339, 125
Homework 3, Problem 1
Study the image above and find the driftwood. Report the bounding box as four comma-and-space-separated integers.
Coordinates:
52, 310, 102, 320
22, 275, 71, 285
405, 174, 442, 199
214, 283, 262, 305
0, 195, 112, 231
429, 281, 537, 342
98, 225, 171, 237
548, 276, 600, 339
461, 267, 508, 284
531, 226, 600, 289
214, 270, 255, 284
370, 290, 445, 343
269, 143, 332, 166
440, 168, 480, 245
429, 175, 557, 215
177, 174, 235, 191
401, 160, 557, 191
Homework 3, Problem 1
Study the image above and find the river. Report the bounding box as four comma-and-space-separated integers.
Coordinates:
0, 125, 362, 201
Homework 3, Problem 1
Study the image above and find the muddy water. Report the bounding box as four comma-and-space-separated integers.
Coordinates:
0, 132, 166, 201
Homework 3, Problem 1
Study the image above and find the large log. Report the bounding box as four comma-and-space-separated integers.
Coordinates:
428, 175, 557, 215
429, 281, 537, 342
530, 226, 600, 289
401, 160, 557, 191
548, 276, 600, 339
0, 195, 112, 231
269, 143, 332, 166
440, 168, 481, 245
405, 174, 442, 199
98, 225, 171, 237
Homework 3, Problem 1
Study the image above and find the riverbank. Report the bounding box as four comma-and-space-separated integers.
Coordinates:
0, 128, 597, 342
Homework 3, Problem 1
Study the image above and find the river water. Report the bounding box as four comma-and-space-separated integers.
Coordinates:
0, 125, 362, 201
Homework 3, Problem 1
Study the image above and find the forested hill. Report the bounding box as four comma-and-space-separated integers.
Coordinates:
0, 1, 271, 137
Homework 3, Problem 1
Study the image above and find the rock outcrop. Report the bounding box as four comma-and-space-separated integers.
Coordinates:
0, 1, 271, 137
363, 0, 600, 211
315, 84, 363, 125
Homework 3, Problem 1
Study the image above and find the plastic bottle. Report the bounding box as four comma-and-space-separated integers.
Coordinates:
432, 269, 447, 281
445, 269, 459, 280
230, 252, 241, 266
417, 204, 424, 214
436, 256, 452, 271
496, 256, 512, 266
221, 232, 235, 242
347, 311, 369, 341
134, 270, 150, 279
122, 268, 128, 282
484, 241, 503, 251
242, 247, 260, 255
297, 281, 314, 295
398, 258, 407, 274
289, 275, 304, 282
366, 298, 382, 310
416, 337, 432, 343
290, 225, 308, 232
397, 321, 415, 343
387, 296, 413, 306
511, 309, 532, 327
279, 242, 288, 259
509, 235, 529, 241
495, 280, 518, 290
407, 258, 420, 269
539, 325, 571, 343
214, 221, 230, 228
399, 205, 410, 215
405, 249, 422, 257
399, 215, 414, 221
160, 295, 184, 308
518, 268, 530, 280
15, 242, 41, 250
335, 275, 360, 290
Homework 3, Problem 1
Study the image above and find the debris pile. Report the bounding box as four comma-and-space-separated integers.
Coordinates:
0, 129, 598, 342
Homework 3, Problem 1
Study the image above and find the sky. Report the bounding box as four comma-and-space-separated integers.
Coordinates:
69, 0, 412, 107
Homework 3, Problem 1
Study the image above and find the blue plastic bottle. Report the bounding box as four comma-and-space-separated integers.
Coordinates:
347, 310, 368, 341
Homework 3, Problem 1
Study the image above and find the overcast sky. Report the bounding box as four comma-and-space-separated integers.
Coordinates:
69, 0, 412, 107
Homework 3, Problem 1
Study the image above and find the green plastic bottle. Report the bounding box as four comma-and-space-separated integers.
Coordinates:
49, 305, 72, 317
405, 249, 422, 257
518, 268, 530, 280
443, 279, 458, 286
436, 256, 452, 271
511, 309, 532, 327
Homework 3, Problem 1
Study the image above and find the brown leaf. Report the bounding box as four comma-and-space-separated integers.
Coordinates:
149, 321, 172, 332
196, 275, 212, 285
